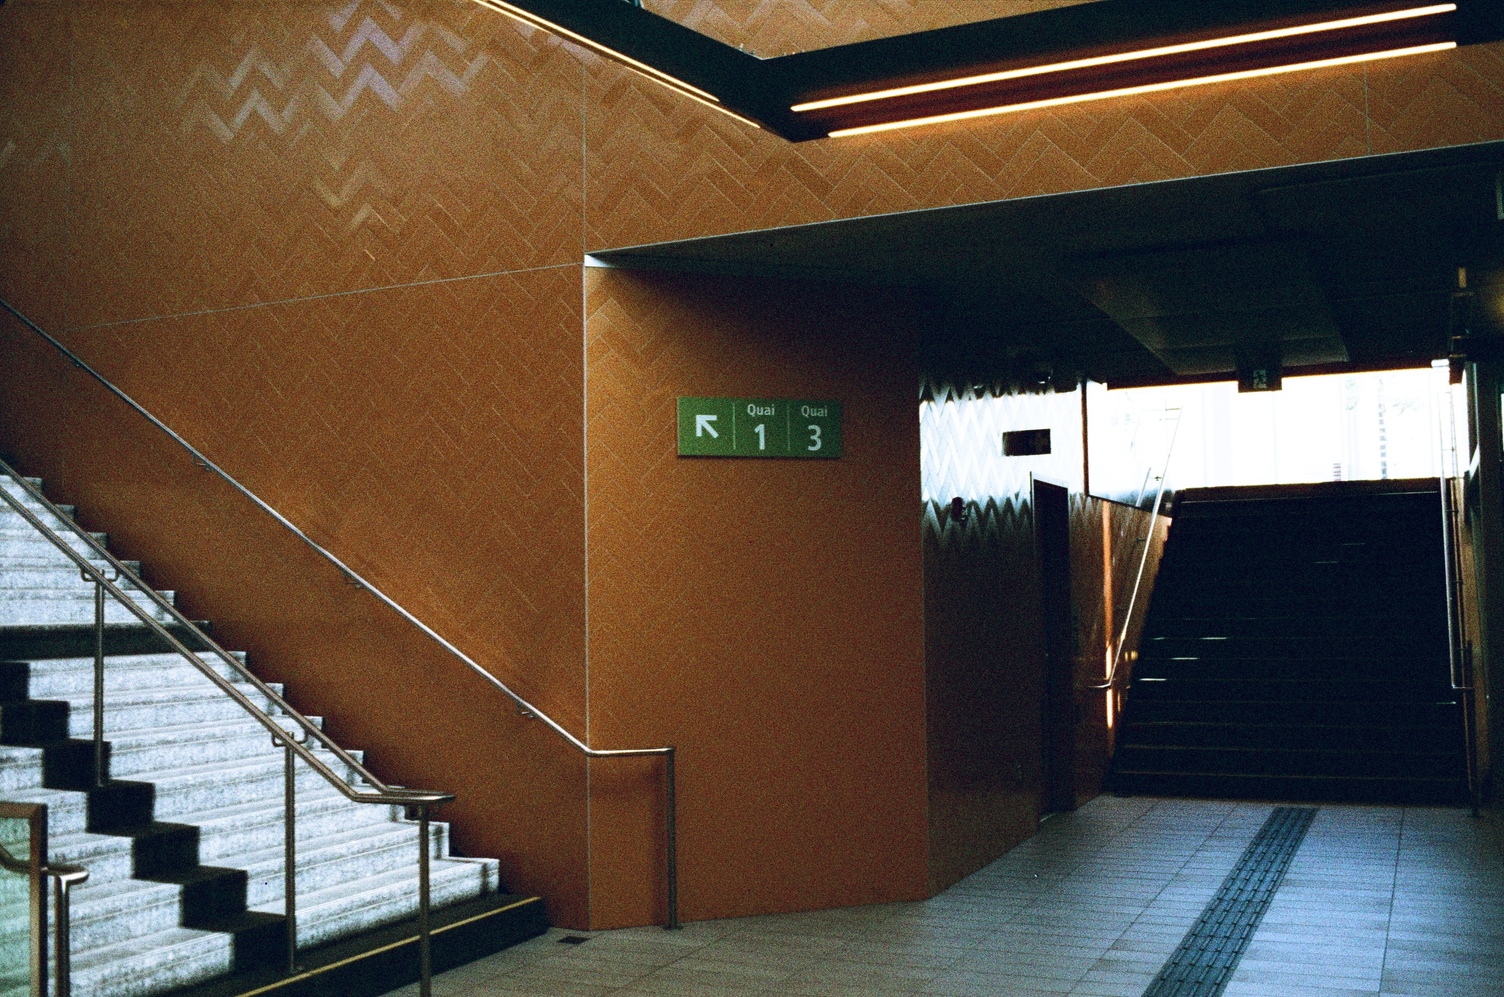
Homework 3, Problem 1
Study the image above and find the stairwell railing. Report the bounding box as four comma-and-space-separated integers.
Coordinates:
0, 458, 452, 997
1088, 405, 1183, 696
1439, 474, 1482, 815
0, 297, 679, 931
0, 800, 87, 997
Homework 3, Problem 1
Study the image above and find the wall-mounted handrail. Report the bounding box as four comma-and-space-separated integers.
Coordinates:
0, 460, 453, 993
0, 463, 445, 808
1087, 405, 1183, 693
1439, 475, 1481, 815
0, 297, 679, 929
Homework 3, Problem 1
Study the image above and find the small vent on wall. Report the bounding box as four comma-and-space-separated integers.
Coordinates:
1003, 429, 1052, 456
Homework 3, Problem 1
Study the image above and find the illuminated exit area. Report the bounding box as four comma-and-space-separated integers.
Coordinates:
920, 362, 1477, 813
1090, 365, 1469, 494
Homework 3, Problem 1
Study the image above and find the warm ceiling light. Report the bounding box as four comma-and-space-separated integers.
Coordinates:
794, 4, 1455, 113
469, 0, 761, 128
827, 42, 1455, 138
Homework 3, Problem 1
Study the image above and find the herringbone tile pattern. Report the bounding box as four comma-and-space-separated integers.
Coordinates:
582, 267, 928, 928
0, 274, 596, 924
65, 0, 584, 329
640, 0, 1098, 58
0, 1, 71, 332
584, 57, 1376, 250
1368, 40, 1504, 152
66, 266, 589, 724
2, 0, 1501, 936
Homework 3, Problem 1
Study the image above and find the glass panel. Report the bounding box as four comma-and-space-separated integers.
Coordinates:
641, 0, 1103, 58
1090, 368, 1458, 495
0, 815, 33, 997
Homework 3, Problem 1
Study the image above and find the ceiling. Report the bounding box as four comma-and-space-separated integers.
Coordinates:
490, 0, 1503, 140
591, 141, 1504, 387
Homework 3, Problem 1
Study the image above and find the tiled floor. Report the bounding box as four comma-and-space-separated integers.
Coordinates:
386, 796, 1504, 997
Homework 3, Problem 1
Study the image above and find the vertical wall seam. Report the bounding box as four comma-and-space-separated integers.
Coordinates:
580, 56, 593, 929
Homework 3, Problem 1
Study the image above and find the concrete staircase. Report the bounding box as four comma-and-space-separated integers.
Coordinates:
0, 474, 516, 997
1109, 481, 1469, 805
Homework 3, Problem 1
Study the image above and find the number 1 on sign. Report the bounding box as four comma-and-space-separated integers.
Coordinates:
754, 423, 766, 450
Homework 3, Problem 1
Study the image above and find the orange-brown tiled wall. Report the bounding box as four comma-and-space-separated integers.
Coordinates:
582, 268, 930, 927
640, 1, 1099, 59
1, 0, 1501, 929
923, 495, 1046, 894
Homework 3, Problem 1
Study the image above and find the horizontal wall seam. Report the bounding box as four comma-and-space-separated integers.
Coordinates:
58, 262, 584, 336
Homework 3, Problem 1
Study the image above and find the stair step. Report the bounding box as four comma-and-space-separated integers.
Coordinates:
1114, 743, 1465, 780
1111, 769, 1469, 806
0, 588, 176, 628
0, 474, 514, 997
5, 652, 248, 699
1133, 660, 1452, 684
64, 683, 288, 737
1124, 678, 1461, 703
252, 857, 497, 949
69, 925, 234, 997
1117, 719, 1464, 752
0, 622, 216, 660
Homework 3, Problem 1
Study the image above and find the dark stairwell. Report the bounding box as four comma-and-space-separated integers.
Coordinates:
1109, 480, 1470, 806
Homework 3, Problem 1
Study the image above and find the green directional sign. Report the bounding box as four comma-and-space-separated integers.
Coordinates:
677, 397, 841, 459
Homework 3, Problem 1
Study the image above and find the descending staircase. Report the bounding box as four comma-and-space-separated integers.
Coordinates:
1110, 480, 1470, 806
0, 472, 545, 997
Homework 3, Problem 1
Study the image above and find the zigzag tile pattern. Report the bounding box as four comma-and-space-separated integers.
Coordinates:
640, 0, 1098, 58
920, 384, 1083, 509
65, 0, 584, 329
584, 55, 1380, 250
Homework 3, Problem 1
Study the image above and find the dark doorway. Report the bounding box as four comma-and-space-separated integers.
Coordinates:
1034, 477, 1076, 814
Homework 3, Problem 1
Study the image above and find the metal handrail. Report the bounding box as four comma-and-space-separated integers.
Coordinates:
1440, 476, 1482, 815
0, 463, 444, 808
0, 297, 679, 929
0, 461, 450, 993
0, 826, 87, 997
1087, 406, 1183, 692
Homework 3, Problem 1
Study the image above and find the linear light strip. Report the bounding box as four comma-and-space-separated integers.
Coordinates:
472, 0, 718, 100
480, 1, 765, 129
828, 41, 1454, 138
795, 3, 1455, 113
470, 0, 761, 129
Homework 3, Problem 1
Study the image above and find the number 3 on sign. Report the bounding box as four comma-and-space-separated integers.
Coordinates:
806, 424, 822, 451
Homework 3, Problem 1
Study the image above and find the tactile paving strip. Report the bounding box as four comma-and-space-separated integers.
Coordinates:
1142, 806, 1317, 997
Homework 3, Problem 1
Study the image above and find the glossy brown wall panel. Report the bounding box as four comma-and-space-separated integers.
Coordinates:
583, 55, 1386, 252
0, 288, 593, 924
65, 0, 584, 330
640, 0, 1098, 59
2, 0, 1502, 931
583, 268, 929, 928
923, 497, 1045, 894
0, 0, 70, 331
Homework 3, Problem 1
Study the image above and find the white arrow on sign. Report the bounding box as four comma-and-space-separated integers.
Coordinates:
695, 414, 720, 438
